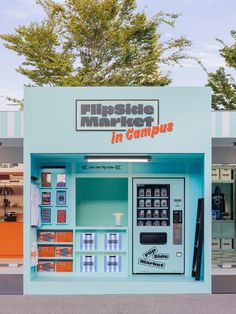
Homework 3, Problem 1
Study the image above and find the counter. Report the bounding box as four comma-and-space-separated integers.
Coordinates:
0, 221, 23, 258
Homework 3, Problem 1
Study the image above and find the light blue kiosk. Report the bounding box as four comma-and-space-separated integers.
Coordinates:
24, 87, 211, 294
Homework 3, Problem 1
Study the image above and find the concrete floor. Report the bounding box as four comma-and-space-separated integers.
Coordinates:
0, 295, 236, 314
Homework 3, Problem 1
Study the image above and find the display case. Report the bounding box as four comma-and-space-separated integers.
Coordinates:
212, 165, 236, 268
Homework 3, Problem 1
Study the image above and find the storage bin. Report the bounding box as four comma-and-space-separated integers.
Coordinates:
55, 246, 72, 257
38, 231, 55, 242
38, 261, 55, 272
222, 238, 233, 250
212, 168, 220, 181
56, 231, 73, 242
38, 246, 55, 257
220, 168, 232, 181
212, 238, 220, 250
56, 261, 73, 272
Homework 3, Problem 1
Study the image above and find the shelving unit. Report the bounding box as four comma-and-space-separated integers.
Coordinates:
212, 166, 236, 268
136, 184, 170, 227
38, 167, 71, 227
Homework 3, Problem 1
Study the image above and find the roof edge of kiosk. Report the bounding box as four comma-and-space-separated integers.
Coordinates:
23, 87, 212, 294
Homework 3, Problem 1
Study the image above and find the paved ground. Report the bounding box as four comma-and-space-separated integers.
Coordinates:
0, 295, 236, 314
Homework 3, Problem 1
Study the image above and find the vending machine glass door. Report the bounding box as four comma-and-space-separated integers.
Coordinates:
133, 178, 185, 274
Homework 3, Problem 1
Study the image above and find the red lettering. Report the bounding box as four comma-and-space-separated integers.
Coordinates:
126, 128, 134, 140
151, 126, 159, 138
167, 122, 174, 132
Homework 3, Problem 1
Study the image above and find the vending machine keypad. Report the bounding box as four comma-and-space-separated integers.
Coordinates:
137, 184, 170, 227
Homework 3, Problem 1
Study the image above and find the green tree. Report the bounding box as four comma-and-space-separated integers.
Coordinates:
0, 0, 192, 93
207, 31, 236, 110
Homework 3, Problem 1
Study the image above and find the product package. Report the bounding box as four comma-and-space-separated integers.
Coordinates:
57, 209, 67, 224
56, 174, 66, 187
38, 246, 55, 257
41, 172, 51, 188
56, 261, 73, 272
80, 233, 97, 250
55, 246, 73, 257
104, 255, 121, 272
56, 231, 73, 242
161, 188, 168, 197
161, 199, 167, 207
138, 188, 145, 197
41, 192, 51, 205
104, 233, 122, 251
41, 208, 51, 224
56, 191, 66, 206
80, 255, 97, 272
38, 261, 55, 272
38, 231, 55, 242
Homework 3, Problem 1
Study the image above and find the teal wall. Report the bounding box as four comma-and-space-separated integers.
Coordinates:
76, 178, 128, 227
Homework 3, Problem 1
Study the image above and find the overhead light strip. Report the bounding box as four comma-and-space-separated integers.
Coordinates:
85, 156, 151, 163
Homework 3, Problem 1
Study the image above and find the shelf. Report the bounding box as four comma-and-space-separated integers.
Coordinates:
75, 250, 126, 254
40, 187, 53, 189
38, 225, 73, 230
40, 205, 53, 207
37, 242, 73, 245
212, 181, 234, 184
56, 187, 68, 190
0, 183, 23, 186
75, 227, 128, 231
137, 217, 168, 220
38, 257, 73, 260
212, 220, 234, 223
0, 206, 23, 209
137, 196, 168, 199
55, 205, 68, 207
137, 207, 168, 210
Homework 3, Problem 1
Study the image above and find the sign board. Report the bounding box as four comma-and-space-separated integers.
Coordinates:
76, 100, 159, 131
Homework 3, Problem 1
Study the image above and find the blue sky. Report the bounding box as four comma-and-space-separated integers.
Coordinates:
0, 0, 236, 110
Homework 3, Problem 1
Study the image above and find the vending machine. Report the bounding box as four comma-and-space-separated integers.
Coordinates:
133, 178, 185, 274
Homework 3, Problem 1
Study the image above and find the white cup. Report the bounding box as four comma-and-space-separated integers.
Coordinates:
113, 212, 124, 227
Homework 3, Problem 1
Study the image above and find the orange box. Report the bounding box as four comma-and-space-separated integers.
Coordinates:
56, 261, 73, 272
38, 261, 55, 272
38, 246, 55, 257
38, 231, 55, 242
56, 231, 73, 243
55, 246, 73, 257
